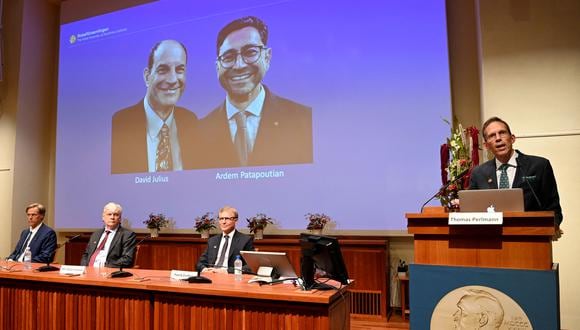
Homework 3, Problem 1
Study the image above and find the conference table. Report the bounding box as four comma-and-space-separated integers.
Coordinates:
0, 262, 349, 330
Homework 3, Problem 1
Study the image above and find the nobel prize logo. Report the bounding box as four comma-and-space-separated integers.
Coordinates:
69, 35, 77, 44
431, 285, 532, 329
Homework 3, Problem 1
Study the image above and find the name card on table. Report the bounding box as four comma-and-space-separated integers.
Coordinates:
170, 270, 198, 280
59, 265, 86, 276
448, 212, 503, 225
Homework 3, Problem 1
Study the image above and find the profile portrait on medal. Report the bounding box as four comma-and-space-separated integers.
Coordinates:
430, 285, 531, 329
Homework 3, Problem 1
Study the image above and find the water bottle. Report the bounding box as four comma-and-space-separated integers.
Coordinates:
234, 255, 243, 281
23, 247, 32, 270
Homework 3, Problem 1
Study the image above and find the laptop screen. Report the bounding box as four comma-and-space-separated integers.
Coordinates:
459, 188, 524, 212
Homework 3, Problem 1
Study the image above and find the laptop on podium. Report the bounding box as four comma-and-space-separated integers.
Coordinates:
459, 188, 524, 212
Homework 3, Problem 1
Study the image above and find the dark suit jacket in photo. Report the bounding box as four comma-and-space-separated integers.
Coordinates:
80, 226, 137, 268
111, 100, 199, 174
8, 223, 57, 263
196, 230, 254, 273
198, 86, 313, 169
469, 150, 563, 224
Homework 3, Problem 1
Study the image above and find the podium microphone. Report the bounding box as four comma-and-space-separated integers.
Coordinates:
110, 235, 150, 278
37, 234, 81, 272
516, 159, 543, 209
420, 168, 470, 212
522, 176, 543, 209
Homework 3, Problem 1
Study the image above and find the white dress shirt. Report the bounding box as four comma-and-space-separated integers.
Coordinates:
17, 223, 44, 262
92, 227, 118, 267
215, 230, 236, 269
495, 152, 519, 188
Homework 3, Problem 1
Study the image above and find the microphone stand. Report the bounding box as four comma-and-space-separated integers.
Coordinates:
37, 234, 81, 272
110, 235, 150, 278
516, 159, 543, 209
420, 168, 470, 212
186, 262, 242, 283
110, 267, 133, 278
185, 263, 225, 283
185, 274, 212, 283
523, 176, 543, 209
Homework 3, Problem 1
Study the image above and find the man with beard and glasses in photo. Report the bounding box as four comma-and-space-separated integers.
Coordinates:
199, 16, 313, 168
111, 39, 199, 174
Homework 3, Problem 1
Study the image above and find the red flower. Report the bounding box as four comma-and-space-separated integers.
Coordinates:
462, 173, 471, 189
467, 126, 480, 166
440, 143, 449, 185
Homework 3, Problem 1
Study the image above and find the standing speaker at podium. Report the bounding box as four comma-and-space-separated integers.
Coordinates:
469, 117, 563, 226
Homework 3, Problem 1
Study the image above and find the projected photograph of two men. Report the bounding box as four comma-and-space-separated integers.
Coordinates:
56, 0, 451, 231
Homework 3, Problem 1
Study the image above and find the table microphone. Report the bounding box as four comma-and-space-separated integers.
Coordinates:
184, 263, 226, 283
37, 234, 81, 272
185, 275, 212, 283
110, 235, 150, 278
184, 263, 231, 283
184, 262, 256, 283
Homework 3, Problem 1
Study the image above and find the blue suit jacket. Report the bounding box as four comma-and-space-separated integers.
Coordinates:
196, 230, 254, 273
8, 223, 57, 263
469, 150, 563, 224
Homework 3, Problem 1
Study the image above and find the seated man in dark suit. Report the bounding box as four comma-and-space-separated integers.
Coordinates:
199, 16, 312, 168
80, 202, 137, 268
197, 206, 254, 273
469, 117, 563, 227
7, 203, 57, 263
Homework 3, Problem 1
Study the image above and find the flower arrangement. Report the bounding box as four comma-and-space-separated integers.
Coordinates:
246, 213, 274, 233
143, 213, 170, 230
194, 212, 216, 233
305, 213, 332, 230
437, 120, 480, 210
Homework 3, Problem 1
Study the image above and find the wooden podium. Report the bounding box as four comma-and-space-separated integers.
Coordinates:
406, 208, 556, 270
406, 208, 560, 329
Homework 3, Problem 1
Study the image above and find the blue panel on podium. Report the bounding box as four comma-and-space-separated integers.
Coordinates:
409, 264, 559, 329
